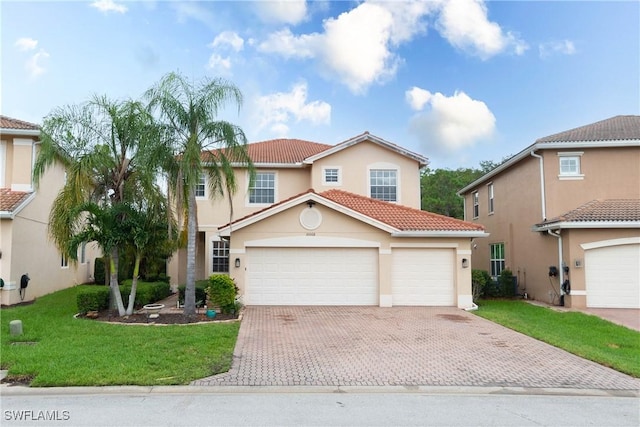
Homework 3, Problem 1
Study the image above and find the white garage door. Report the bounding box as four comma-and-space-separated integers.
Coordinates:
585, 244, 640, 309
391, 248, 455, 306
245, 247, 378, 305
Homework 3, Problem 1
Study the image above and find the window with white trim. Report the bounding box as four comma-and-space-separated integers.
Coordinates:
558, 152, 584, 179
211, 240, 229, 273
472, 191, 479, 218
80, 242, 87, 264
249, 172, 275, 204
195, 175, 205, 197
370, 169, 397, 202
61, 253, 69, 269
490, 243, 505, 277
487, 183, 494, 214
323, 168, 340, 184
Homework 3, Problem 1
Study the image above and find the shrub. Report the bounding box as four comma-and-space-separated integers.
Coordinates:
94, 257, 107, 285
499, 269, 516, 297
178, 280, 208, 307
206, 274, 238, 314
120, 280, 171, 309
471, 269, 491, 302
77, 287, 110, 314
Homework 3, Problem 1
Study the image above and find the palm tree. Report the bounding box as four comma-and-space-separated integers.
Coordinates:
145, 71, 254, 317
34, 95, 172, 316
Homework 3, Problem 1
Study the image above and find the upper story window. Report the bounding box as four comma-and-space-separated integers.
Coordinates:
370, 169, 397, 202
323, 167, 341, 185
195, 175, 205, 198
249, 172, 275, 204
472, 191, 479, 218
558, 152, 584, 180
61, 253, 69, 269
487, 183, 494, 214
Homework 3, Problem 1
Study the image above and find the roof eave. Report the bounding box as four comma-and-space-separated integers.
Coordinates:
0, 129, 40, 137
221, 162, 306, 169
533, 221, 640, 232
391, 230, 489, 238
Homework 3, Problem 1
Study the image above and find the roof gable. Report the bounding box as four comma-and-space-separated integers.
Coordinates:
0, 115, 40, 131
0, 188, 33, 218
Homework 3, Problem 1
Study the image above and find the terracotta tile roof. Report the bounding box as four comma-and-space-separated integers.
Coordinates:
536, 115, 640, 143
539, 199, 640, 226
209, 139, 333, 164
0, 188, 31, 212
0, 115, 40, 130
321, 189, 485, 232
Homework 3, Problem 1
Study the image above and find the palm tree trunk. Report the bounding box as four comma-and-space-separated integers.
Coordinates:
183, 189, 197, 316
110, 248, 126, 316
125, 254, 141, 316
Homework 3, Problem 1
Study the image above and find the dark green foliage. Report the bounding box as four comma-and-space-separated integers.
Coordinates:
94, 257, 107, 285
471, 269, 491, 302
76, 287, 110, 313
206, 274, 238, 314
499, 269, 517, 297
178, 280, 208, 306
119, 280, 171, 309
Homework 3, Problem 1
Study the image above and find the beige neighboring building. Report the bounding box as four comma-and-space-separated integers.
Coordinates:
0, 116, 95, 306
458, 116, 640, 309
169, 132, 487, 308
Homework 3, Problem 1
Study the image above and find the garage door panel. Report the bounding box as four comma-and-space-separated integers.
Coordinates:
246, 247, 378, 305
586, 244, 640, 309
392, 249, 455, 306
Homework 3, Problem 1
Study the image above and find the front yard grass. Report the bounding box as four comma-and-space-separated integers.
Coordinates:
0, 285, 239, 386
474, 299, 640, 378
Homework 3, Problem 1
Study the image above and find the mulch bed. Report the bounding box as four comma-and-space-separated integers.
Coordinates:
78, 310, 239, 324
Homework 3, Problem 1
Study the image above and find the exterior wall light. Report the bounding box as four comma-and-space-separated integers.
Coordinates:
235, 258, 241, 268
461, 258, 469, 268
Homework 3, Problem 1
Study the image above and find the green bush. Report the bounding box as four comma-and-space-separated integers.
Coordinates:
499, 269, 516, 297
76, 287, 110, 313
120, 280, 171, 309
178, 280, 208, 307
206, 274, 238, 314
94, 257, 107, 285
471, 269, 491, 302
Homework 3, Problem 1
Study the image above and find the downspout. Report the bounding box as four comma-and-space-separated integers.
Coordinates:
547, 230, 565, 304
530, 151, 546, 221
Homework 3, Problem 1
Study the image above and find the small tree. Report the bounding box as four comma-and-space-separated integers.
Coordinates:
471, 269, 491, 302
205, 274, 237, 314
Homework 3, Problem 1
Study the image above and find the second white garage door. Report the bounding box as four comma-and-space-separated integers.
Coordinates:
585, 243, 640, 309
245, 247, 378, 305
391, 248, 455, 306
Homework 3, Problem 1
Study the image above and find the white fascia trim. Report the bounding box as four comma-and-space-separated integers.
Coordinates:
0, 129, 40, 137
391, 231, 489, 238
1, 192, 36, 219
224, 162, 305, 169
390, 242, 459, 249
219, 192, 398, 236
569, 290, 587, 296
533, 221, 640, 231
243, 235, 381, 248
581, 237, 640, 250
457, 139, 640, 195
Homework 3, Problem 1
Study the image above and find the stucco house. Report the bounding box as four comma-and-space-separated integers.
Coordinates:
458, 115, 640, 309
0, 116, 95, 306
168, 132, 486, 308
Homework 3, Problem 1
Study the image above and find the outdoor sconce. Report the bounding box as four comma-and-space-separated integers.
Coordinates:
235, 258, 241, 268
461, 258, 469, 268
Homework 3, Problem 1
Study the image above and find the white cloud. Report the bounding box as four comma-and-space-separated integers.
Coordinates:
408, 88, 496, 154
210, 31, 245, 52
539, 40, 576, 59
15, 37, 38, 51
172, 2, 215, 27
436, 0, 527, 59
258, 28, 317, 59
207, 54, 232, 74
25, 49, 51, 77
90, 0, 128, 14
254, 81, 331, 136
254, 0, 308, 25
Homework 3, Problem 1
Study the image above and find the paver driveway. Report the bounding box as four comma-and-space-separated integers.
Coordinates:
193, 306, 640, 390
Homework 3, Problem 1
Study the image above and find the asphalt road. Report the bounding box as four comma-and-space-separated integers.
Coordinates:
2, 386, 639, 427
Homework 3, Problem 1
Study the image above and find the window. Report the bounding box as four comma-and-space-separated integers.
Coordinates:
487, 183, 494, 214
324, 168, 339, 184
80, 242, 87, 264
370, 169, 397, 202
490, 243, 505, 277
558, 152, 584, 179
472, 191, 479, 218
61, 253, 69, 268
195, 175, 205, 198
211, 240, 229, 273
249, 172, 275, 204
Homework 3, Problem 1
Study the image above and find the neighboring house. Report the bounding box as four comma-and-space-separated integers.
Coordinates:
0, 116, 95, 306
458, 115, 640, 309
168, 132, 487, 308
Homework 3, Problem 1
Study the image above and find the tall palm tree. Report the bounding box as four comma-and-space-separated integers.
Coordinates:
145, 72, 254, 317
34, 95, 172, 316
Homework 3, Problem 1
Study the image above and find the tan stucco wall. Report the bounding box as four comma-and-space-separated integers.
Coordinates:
310, 141, 422, 208
226, 201, 473, 308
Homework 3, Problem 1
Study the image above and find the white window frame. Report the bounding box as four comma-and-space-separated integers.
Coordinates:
61, 253, 69, 269
211, 240, 230, 273
368, 163, 399, 203
487, 183, 494, 214
490, 243, 505, 278
322, 166, 342, 186
472, 191, 479, 219
195, 175, 206, 198
558, 152, 584, 180
248, 171, 277, 206
0, 140, 6, 188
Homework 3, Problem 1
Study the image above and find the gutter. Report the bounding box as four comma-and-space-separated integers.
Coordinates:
391, 230, 489, 238
529, 151, 546, 221
0, 129, 40, 137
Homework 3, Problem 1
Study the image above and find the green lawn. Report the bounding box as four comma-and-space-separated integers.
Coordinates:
474, 299, 640, 377
0, 285, 239, 386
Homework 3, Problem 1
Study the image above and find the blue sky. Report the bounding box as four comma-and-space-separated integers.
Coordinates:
2, 1, 639, 169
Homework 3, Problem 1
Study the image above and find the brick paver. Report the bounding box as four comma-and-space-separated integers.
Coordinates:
192, 306, 640, 390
